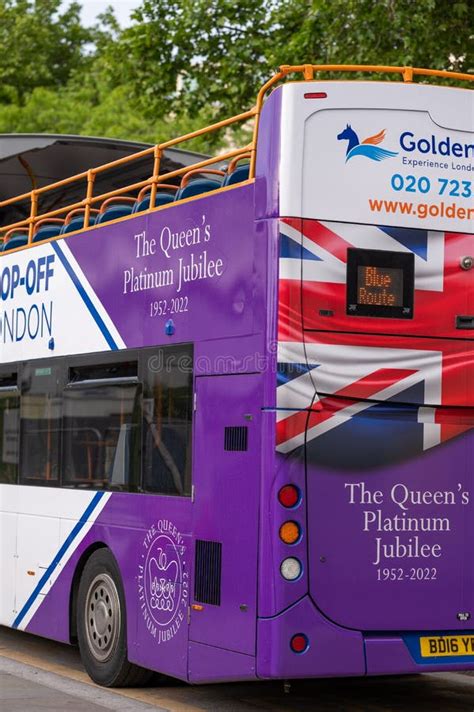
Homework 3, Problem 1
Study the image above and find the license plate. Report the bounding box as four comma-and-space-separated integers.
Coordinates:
420, 635, 474, 658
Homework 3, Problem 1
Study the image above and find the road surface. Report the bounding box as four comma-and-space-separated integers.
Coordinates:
1, 627, 473, 711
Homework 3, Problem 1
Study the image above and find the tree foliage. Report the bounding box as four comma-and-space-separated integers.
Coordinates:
112, 0, 473, 121
273, 0, 473, 75
0, 0, 472, 147
0, 0, 92, 104
108, 0, 275, 119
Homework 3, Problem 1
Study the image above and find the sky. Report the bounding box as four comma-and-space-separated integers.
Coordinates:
77, 0, 142, 27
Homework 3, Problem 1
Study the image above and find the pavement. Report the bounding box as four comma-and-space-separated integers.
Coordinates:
1, 660, 157, 711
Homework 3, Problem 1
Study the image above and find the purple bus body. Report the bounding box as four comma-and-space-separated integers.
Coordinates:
10, 83, 474, 681
25, 187, 271, 682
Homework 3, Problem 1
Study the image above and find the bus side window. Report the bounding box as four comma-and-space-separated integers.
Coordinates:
0, 374, 19, 484
61, 361, 141, 491
20, 364, 61, 486
142, 345, 193, 497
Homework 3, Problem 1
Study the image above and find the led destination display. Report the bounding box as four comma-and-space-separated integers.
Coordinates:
347, 248, 414, 319
357, 265, 403, 307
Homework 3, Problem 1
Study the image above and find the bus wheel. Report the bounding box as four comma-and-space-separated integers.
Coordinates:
77, 548, 152, 687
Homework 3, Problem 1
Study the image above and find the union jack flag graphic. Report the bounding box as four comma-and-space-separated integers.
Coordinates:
276, 218, 473, 459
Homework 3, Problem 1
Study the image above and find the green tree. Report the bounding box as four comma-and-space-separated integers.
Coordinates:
1, 0, 471, 147
0, 81, 222, 152
0, 0, 93, 104
108, 0, 473, 123
0, 1, 217, 150
105, 0, 276, 120
272, 0, 473, 75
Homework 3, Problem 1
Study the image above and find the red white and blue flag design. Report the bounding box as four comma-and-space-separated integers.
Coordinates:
276, 218, 473, 458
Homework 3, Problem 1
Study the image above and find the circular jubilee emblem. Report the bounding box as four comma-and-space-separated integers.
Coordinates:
138, 519, 188, 643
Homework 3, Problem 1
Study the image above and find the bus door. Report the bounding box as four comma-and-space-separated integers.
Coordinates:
190, 373, 261, 657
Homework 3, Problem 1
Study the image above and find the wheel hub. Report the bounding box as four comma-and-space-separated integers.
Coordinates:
84, 573, 121, 662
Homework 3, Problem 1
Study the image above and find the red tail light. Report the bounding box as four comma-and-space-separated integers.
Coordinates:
278, 484, 300, 509
290, 633, 309, 653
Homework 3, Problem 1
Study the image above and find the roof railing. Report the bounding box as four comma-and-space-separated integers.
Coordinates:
250, 64, 474, 175
0, 110, 256, 249
1, 64, 472, 252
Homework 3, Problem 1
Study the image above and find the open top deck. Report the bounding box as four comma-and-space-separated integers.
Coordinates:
1, 64, 472, 252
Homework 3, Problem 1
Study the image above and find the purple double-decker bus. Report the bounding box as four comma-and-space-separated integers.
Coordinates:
0, 64, 473, 686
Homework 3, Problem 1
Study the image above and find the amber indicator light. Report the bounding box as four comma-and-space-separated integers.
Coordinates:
279, 521, 301, 545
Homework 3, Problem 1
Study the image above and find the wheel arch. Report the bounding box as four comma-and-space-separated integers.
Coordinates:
69, 542, 108, 643
73, 543, 153, 687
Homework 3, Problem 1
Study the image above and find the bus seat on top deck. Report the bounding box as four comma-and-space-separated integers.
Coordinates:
32, 224, 63, 243
97, 205, 134, 224
3, 234, 28, 251
60, 209, 100, 235
176, 178, 222, 202
133, 194, 175, 213
60, 215, 97, 235
176, 168, 225, 202
96, 197, 136, 225
223, 163, 250, 186
132, 184, 177, 214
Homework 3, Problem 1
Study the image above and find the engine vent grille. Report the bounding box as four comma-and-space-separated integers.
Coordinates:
224, 426, 248, 451
194, 540, 222, 606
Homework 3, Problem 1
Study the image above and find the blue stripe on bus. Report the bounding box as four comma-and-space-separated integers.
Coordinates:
51, 241, 119, 350
12, 491, 105, 629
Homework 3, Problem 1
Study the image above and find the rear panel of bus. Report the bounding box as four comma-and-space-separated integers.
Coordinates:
261, 80, 474, 677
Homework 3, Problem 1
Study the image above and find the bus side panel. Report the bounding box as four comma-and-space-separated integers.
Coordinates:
1, 487, 113, 638
189, 373, 262, 664
0, 179, 268, 681
15, 490, 193, 681
0, 185, 257, 367
0, 504, 17, 625
188, 642, 256, 683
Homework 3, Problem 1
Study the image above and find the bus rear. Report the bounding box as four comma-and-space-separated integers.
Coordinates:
260, 76, 473, 676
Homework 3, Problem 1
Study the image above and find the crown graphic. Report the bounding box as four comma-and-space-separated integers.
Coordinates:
148, 547, 179, 612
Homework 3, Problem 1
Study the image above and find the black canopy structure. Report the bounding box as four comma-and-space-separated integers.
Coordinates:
0, 134, 209, 227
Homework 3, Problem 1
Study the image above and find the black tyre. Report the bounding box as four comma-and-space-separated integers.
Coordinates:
77, 548, 152, 687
